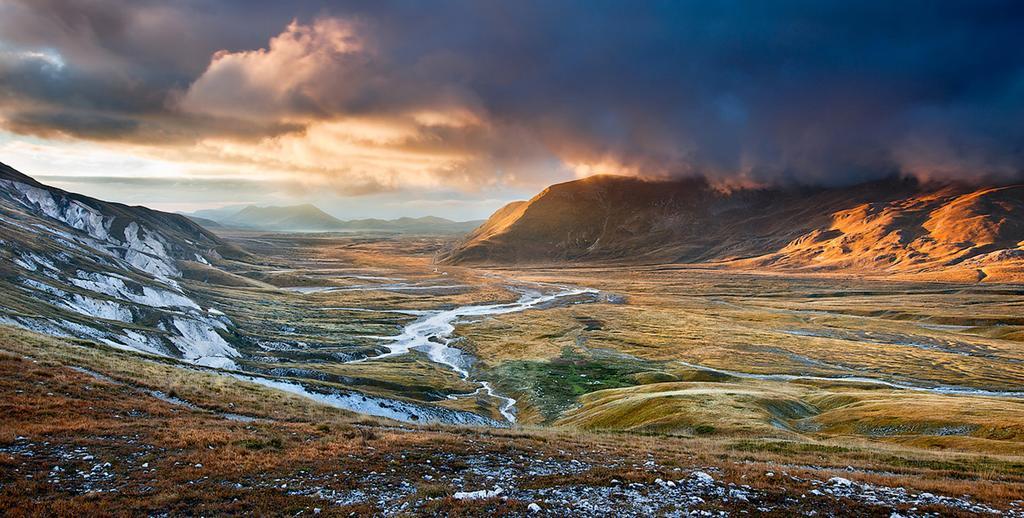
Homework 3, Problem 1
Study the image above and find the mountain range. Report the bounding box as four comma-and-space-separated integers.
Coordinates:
187, 204, 483, 234
442, 175, 1024, 282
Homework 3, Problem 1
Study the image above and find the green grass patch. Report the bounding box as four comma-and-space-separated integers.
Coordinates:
236, 436, 284, 450
489, 347, 658, 421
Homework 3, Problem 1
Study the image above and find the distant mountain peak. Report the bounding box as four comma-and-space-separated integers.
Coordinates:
216, 204, 343, 231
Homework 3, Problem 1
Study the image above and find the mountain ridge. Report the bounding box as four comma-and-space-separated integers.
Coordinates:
441, 174, 1024, 281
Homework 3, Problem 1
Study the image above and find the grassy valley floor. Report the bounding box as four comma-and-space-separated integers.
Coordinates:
4, 232, 1024, 515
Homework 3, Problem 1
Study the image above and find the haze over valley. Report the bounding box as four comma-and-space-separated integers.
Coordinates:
185, 204, 483, 234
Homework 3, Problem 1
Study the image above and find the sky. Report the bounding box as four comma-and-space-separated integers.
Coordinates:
0, 1, 1022, 218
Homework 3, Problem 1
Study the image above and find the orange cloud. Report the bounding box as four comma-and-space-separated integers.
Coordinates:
179, 19, 366, 122
168, 18, 556, 194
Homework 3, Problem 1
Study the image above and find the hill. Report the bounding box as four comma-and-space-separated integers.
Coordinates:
441, 175, 1024, 281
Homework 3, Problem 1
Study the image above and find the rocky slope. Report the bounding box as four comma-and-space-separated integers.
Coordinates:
442, 175, 1024, 281
0, 162, 248, 367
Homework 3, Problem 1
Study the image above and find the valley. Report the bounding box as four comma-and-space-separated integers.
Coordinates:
4, 2, 1024, 515
199, 233, 1024, 456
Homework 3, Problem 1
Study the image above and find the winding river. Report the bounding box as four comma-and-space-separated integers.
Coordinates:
350, 286, 600, 422
204, 283, 598, 426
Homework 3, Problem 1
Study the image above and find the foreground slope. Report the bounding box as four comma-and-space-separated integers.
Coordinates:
442, 175, 1024, 281
3, 329, 1021, 516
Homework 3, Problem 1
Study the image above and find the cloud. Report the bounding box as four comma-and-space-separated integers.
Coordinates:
179, 19, 367, 121
0, 0, 1022, 194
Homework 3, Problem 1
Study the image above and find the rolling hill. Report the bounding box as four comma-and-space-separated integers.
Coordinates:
441, 175, 1024, 281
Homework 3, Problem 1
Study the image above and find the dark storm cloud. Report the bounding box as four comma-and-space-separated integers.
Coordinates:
1, 0, 1023, 187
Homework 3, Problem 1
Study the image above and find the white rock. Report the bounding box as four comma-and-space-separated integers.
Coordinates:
828, 477, 853, 487
70, 271, 198, 309
691, 471, 715, 485
61, 293, 133, 323
729, 489, 748, 502
169, 317, 240, 365
528, 503, 541, 513
453, 487, 503, 500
